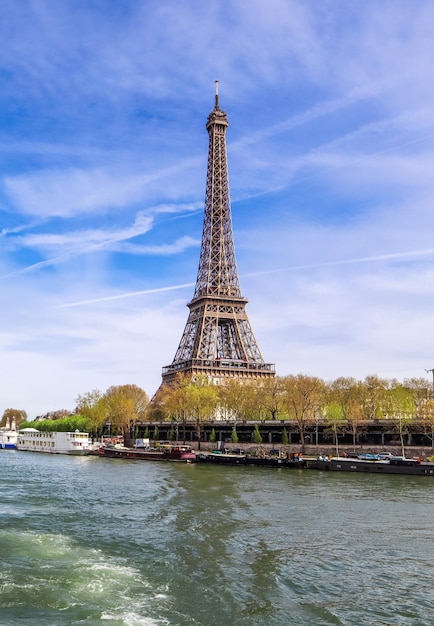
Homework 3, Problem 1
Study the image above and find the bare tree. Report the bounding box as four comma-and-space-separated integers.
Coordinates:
257, 377, 284, 420
328, 377, 365, 451
1, 408, 27, 429
384, 381, 415, 456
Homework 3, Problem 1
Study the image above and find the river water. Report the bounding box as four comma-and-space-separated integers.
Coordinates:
1, 451, 433, 626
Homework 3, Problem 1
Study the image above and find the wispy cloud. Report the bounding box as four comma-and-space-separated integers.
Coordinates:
3, 160, 202, 218
231, 85, 380, 151
0, 220, 42, 237
2, 0, 434, 417
1, 231, 199, 281
114, 236, 199, 256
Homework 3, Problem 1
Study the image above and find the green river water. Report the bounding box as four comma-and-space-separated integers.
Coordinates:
0, 451, 433, 625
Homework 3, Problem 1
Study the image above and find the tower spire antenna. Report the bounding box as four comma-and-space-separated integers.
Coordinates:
215, 79, 219, 109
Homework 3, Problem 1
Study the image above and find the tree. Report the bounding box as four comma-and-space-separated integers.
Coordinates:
27, 415, 89, 432
362, 375, 388, 420
323, 400, 346, 456
416, 399, 434, 449
257, 377, 284, 420
157, 373, 194, 443
329, 377, 365, 451
281, 375, 326, 453
1, 408, 27, 429
168, 425, 175, 441
104, 384, 149, 438
404, 377, 431, 416
75, 389, 108, 437
218, 379, 256, 422
189, 376, 219, 450
281, 428, 289, 445
252, 424, 263, 444
384, 381, 415, 456
120, 384, 149, 420
231, 427, 239, 444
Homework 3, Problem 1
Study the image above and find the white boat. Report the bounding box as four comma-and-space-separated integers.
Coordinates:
17, 428, 93, 455
0, 429, 18, 449
0, 415, 18, 449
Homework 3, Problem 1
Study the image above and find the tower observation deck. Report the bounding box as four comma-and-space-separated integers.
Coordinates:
162, 84, 275, 384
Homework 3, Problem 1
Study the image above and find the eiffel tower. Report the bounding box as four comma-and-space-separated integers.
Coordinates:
162, 83, 275, 385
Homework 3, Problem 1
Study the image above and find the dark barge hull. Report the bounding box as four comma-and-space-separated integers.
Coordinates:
197, 453, 305, 468
99, 447, 196, 462
199, 453, 246, 465
244, 456, 305, 468
306, 458, 434, 476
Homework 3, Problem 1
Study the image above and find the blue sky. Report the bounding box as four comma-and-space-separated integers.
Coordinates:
2, 0, 434, 418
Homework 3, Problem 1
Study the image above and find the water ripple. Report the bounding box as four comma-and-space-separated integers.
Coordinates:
1, 453, 434, 625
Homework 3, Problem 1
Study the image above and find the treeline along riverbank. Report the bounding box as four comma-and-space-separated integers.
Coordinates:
131, 418, 434, 455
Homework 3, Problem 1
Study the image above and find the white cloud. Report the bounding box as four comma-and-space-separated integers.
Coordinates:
244, 261, 434, 382
0, 275, 189, 417
4, 166, 165, 218
114, 236, 199, 256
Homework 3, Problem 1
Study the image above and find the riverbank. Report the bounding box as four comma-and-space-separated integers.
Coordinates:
158, 441, 434, 462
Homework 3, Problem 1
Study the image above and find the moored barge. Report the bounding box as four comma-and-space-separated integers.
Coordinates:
196, 450, 306, 468
305, 455, 434, 476
99, 444, 196, 462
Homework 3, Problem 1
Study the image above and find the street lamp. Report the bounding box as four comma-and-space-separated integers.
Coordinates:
315, 413, 320, 447
425, 369, 434, 399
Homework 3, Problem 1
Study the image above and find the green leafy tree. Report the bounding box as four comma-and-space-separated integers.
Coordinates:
231, 427, 239, 444
252, 424, 262, 444
218, 379, 256, 422
189, 376, 219, 450
104, 384, 149, 438
157, 373, 194, 443
209, 427, 217, 443
281, 428, 289, 445
384, 381, 415, 456
75, 389, 108, 436
323, 400, 346, 456
29, 415, 89, 433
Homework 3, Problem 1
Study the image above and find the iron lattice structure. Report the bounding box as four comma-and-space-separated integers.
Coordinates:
162, 85, 275, 384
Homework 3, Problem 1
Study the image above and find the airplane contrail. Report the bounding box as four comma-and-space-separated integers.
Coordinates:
242, 248, 434, 278
57, 282, 195, 308
57, 248, 434, 308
